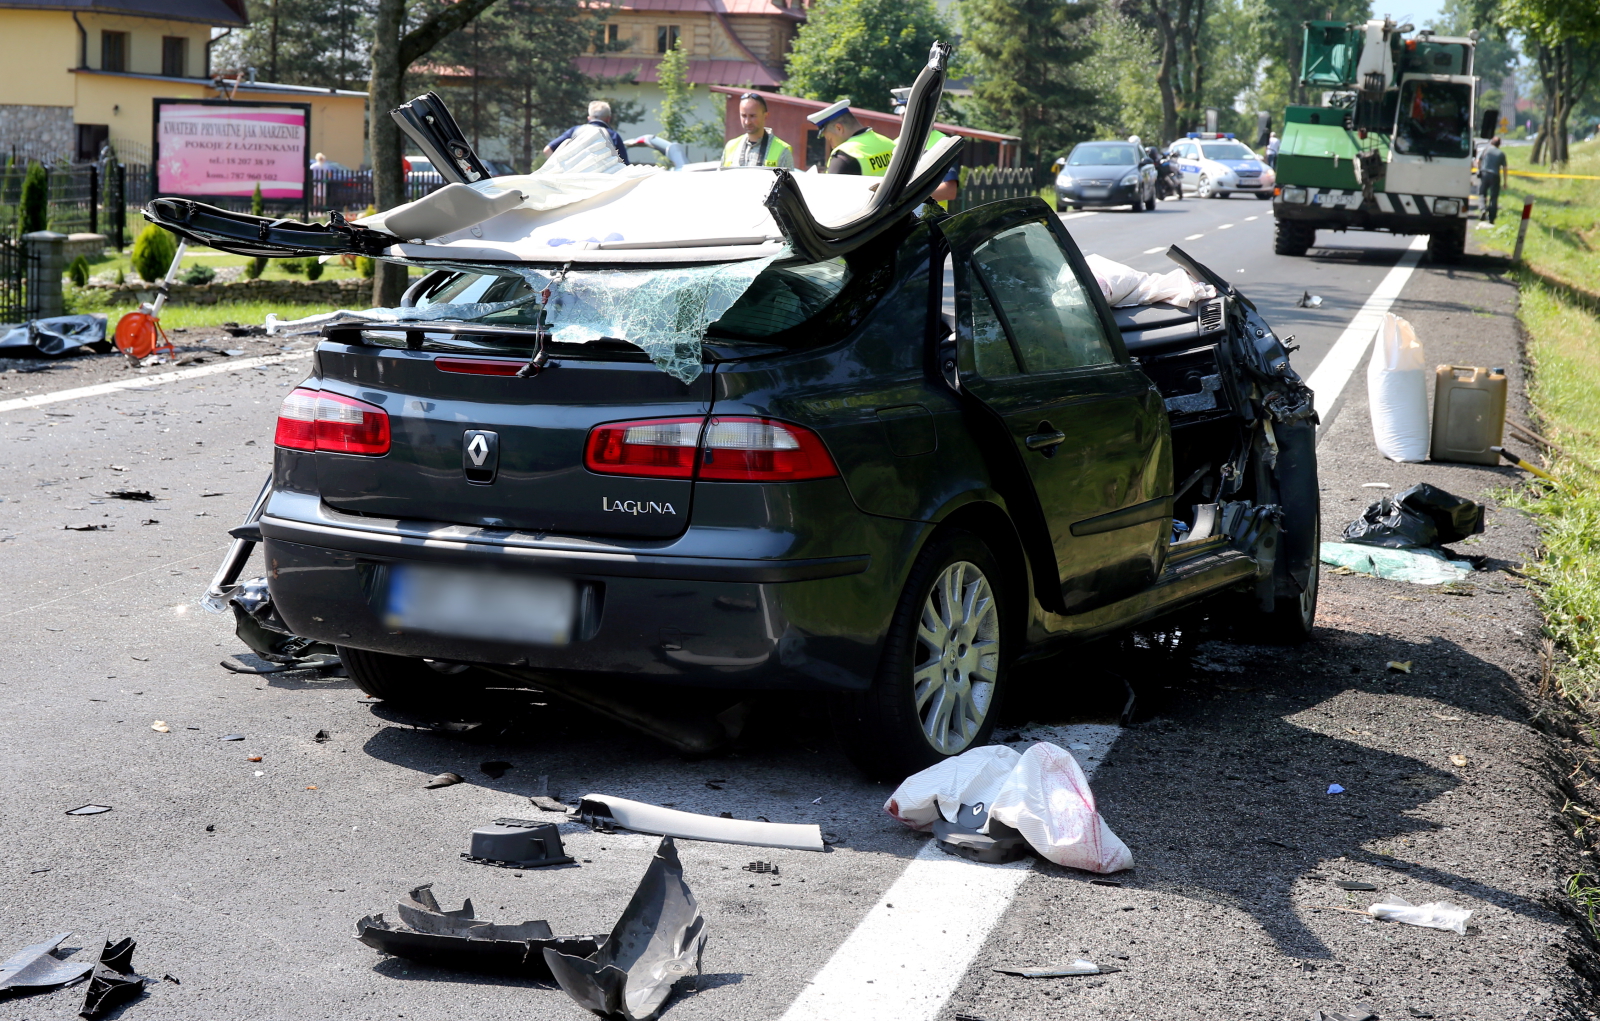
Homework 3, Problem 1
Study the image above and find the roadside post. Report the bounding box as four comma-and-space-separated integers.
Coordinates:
22, 230, 66, 319
1512, 200, 1534, 262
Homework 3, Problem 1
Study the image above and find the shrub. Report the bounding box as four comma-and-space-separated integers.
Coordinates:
130, 223, 178, 283
181, 263, 215, 285
355, 255, 374, 278
18, 161, 46, 234
279, 258, 306, 276
67, 255, 90, 287
305, 259, 324, 281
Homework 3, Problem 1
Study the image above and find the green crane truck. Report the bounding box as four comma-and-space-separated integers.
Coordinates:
1272, 18, 1498, 263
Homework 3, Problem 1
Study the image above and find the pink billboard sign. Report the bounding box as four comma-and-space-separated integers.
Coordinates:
155, 102, 309, 199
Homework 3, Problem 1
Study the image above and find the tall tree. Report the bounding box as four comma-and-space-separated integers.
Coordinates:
369, 0, 502, 306
1501, 0, 1600, 164
655, 39, 725, 156
1146, 0, 1209, 141
784, 0, 952, 108
425, 0, 614, 170
211, 0, 373, 91
962, 0, 1100, 170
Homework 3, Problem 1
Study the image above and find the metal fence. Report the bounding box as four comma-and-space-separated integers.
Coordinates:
955, 166, 1038, 213
0, 234, 39, 322
46, 164, 98, 235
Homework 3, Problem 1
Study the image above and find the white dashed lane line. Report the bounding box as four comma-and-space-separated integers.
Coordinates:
1245, 215, 1259, 220
1184, 233, 1205, 240
1143, 246, 1165, 254
1058, 211, 1099, 221
1218, 223, 1234, 229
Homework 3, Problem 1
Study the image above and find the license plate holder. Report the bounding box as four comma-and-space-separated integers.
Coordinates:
385, 564, 577, 646
1081, 187, 1110, 199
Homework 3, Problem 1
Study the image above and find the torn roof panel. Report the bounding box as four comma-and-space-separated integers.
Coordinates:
383, 170, 877, 266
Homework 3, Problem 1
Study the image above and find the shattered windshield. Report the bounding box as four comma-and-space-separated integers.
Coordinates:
400, 255, 850, 381
1393, 79, 1471, 158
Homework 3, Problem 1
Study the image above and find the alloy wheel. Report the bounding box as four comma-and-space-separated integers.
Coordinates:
1197, 175, 1213, 198
911, 560, 1000, 754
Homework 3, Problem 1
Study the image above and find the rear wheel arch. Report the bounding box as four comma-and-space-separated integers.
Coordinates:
933, 500, 1032, 629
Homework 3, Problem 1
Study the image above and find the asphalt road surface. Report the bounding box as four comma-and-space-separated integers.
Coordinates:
2, 206, 1596, 1020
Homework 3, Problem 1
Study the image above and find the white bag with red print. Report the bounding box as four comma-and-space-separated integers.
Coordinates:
884, 742, 1133, 873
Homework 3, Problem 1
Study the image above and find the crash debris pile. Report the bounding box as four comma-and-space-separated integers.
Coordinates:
357, 837, 705, 1021
885, 742, 1133, 873
0, 932, 149, 1018
1321, 482, 1485, 584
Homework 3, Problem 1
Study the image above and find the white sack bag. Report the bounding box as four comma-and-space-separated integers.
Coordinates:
1367, 311, 1429, 462
884, 742, 1133, 873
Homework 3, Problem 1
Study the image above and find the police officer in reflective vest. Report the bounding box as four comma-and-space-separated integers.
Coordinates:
721, 92, 794, 168
808, 99, 894, 176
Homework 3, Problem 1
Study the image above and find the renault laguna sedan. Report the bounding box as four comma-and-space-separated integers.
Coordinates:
160, 58, 1319, 781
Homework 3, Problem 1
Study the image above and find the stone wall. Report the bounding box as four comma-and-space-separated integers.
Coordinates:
0, 105, 75, 162
87, 276, 373, 307
64, 233, 107, 261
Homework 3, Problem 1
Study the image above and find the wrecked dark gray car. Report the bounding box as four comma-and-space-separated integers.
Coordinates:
169, 46, 1318, 779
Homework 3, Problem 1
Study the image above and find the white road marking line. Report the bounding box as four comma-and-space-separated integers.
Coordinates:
780, 723, 1121, 1021
1218, 223, 1235, 229
1143, 246, 1165, 254
1304, 234, 1429, 425
1184, 233, 1205, 240
1245, 215, 1259, 221
0, 352, 311, 413
1, 543, 230, 619
1058, 211, 1099, 221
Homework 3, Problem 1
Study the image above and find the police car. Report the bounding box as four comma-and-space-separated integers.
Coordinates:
1166, 133, 1275, 199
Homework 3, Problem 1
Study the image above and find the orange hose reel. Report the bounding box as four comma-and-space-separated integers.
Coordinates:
112, 310, 175, 361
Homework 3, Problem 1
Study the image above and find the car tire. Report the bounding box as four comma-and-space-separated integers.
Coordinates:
1132, 196, 1146, 212
1255, 192, 1273, 200
831, 530, 1011, 781
1197, 175, 1213, 198
1273, 219, 1314, 256
1146, 193, 1158, 211
338, 645, 487, 709
1054, 195, 1065, 213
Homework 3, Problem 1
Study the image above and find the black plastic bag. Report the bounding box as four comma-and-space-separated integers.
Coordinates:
1342, 483, 1485, 550
0, 315, 109, 358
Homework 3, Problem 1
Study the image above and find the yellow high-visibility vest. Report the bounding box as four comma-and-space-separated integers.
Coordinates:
833, 128, 895, 176
721, 131, 793, 168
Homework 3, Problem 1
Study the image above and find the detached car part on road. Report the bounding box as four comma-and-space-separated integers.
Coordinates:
173, 47, 1319, 780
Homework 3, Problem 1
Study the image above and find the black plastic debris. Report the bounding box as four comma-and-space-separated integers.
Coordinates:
742, 862, 779, 876
355, 884, 601, 978
544, 836, 707, 1021
462, 818, 574, 869
1342, 483, 1486, 550
424, 772, 464, 789
932, 803, 1029, 864
79, 937, 146, 1018
0, 314, 110, 358
63, 524, 110, 532
105, 490, 156, 502
314, 730, 331, 743
162, 974, 180, 985
1335, 880, 1379, 891
0, 933, 94, 993
65, 805, 112, 816
479, 761, 513, 779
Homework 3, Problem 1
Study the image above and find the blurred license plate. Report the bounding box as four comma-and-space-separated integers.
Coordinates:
1081, 187, 1110, 198
385, 564, 576, 646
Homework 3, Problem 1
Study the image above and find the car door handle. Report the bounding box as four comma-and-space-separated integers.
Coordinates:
1025, 429, 1067, 451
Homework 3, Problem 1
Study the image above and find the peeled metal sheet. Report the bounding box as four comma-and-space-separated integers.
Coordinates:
577, 795, 824, 852
543, 836, 706, 1021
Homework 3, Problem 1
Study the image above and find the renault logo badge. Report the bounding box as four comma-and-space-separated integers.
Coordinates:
462, 430, 499, 484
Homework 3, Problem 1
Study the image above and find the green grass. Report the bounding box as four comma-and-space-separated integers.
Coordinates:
1510, 281, 1600, 706
66, 293, 358, 329
1475, 139, 1600, 296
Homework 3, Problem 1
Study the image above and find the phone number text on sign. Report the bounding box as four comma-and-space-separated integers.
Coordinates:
156, 104, 308, 199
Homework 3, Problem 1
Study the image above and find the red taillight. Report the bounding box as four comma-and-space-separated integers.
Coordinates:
274, 388, 390, 456
584, 416, 837, 482
585, 417, 702, 478
435, 357, 525, 376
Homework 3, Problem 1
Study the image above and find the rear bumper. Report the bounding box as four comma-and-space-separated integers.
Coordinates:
1274, 192, 1469, 233
258, 492, 891, 692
